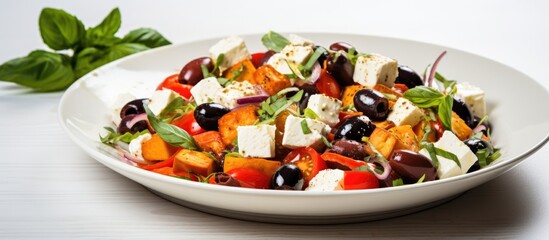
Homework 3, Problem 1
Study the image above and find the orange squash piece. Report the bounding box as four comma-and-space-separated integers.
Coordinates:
142, 134, 179, 161
341, 85, 367, 108
192, 131, 226, 155
223, 156, 281, 177
251, 65, 292, 95
451, 112, 473, 140
413, 120, 437, 143
223, 59, 256, 82
373, 120, 396, 130
389, 125, 420, 152
368, 128, 397, 159
218, 105, 259, 146
173, 149, 217, 177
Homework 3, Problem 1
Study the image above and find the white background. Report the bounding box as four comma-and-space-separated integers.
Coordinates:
1, 0, 548, 239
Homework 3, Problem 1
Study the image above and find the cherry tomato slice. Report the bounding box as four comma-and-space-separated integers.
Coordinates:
393, 83, 409, 94
170, 112, 205, 136
342, 171, 379, 190
431, 117, 445, 140
226, 167, 271, 189
321, 152, 369, 170
251, 52, 265, 68
156, 73, 193, 99
283, 147, 326, 187
315, 70, 341, 99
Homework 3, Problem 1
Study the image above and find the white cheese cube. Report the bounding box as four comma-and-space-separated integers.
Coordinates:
267, 53, 294, 75
190, 77, 224, 106
455, 82, 486, 117
209, 36, 250, 72
419, 131, 478, 179
237, 124, 276, 158
282, 115, 331, 150
111, 92, 136, 124
281, 44, 314, 65
218, 80, 257, 109
147, 89, 181, 115
353, 53, 398, 87
128, 133, 152, 160
289, 34, 314, 46
305, 169, 344, 191
387, 97, 424, 127
306, 94, 342, 127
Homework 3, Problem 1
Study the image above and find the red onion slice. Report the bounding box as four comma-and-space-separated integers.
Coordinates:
127, 113, 147, 128
369, 156, 392, 180
236, 95, 269, 104
472, 124, 487, 133
308, 62, 321, 84
427, 51, 447, 87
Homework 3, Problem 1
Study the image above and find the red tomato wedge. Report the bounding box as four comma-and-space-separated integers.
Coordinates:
226, 167, 271, 189
321, 152, 370, 170
342, 171, 379, 190
156, 73, 193, 99
250, 52, 265, 68
170, 112, 205, 136
315, 70, 341, 99
283, 147, 326, 187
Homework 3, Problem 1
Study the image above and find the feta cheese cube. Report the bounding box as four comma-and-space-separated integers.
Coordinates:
306, 94, 342, 127
267, 53, 294, 75
419, 131, 478, 179
190, 77, 224, 106
111, 92, 136, 124
282, 115, 331, 150
281, 44, 314, 66
353, 53, 398, 87
288, 34, 314, 46
218, 80, 257, 109
305, 169, 344, 191
128, 133, 152, 160
387, 97, 424, 127
455, 82, 486, 117
237, 124, 276, 158
148, 89, 181, 115
209, 36, 250, 72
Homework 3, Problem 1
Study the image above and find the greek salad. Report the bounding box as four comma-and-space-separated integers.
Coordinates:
100, 31, 500, 191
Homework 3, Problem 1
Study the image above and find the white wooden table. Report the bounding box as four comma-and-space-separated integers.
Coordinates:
1, 0, 548, 238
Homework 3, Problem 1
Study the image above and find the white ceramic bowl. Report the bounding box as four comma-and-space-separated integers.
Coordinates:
58, 33, 549, 224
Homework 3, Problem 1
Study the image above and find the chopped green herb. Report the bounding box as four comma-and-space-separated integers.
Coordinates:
261, 31, 290, 52
303, 47, 326, 71
144, 104, 198, 150
392, 178, 404, 186
476, 148, 490, 168
321, 135, 332, 148
434, 72, 457, 89
423, 143, 440, 168
157, 97, 195, 122
303, 108, 319, 119
300, 119, 312, 134
416, 174, 426, 184
99, 127, 150, 145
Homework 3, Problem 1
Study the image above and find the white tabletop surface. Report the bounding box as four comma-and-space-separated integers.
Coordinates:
1, 0, 548, 239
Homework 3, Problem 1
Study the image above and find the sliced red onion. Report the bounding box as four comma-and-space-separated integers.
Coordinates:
276, 87, 300, 96
231, 102, 261, 110
427, 51, 447, 87
236, 95, 269, 104
309, 62, 321, 84
472, 124, 487, 133
127, 113, 148, 129
369, 156, 392, 180
114, 145, 140, 166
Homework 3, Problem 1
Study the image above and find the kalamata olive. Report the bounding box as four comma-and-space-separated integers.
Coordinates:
395, 65, 424, 89
329, 42, 355, 52
178, 57, 213, 86
470, 116, 492, 135
453, 98, 474, 126
120, 98, 148, 119
326, 139, 368, 160
117, 114, 149, 134
389, 149, 437, 183
326, 52, 355, 86
270, 164, 304, 190
296, 84, 319, 111
211, 172, 241, 187
353, 89, 389, 121
334, 115, 376, 142
258, 50, 276, 67
194, 103, 230, 131
313, 45, 329, 65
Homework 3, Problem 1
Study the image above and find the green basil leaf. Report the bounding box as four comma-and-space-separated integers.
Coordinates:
438, 94, 453, 130
158, 97, 195, 122
434, 72, 456, 89
144, 104, 198, 150
83, 8, 122, 47
39, 8, 85, 50
423, 143, 439, 168
0, 50, 74, 92
300, 119, 312, 134
392, 178, 405, 186
121, 28, 171, 48
303, 108, 319, 119
100, 127, 150, 145
74, 43, 149, 79
403, 86, 444, 108
261, 31, 289, 52
434, 146, 461, 168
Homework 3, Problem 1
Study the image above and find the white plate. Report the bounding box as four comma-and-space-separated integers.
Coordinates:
58, 33, 549, 224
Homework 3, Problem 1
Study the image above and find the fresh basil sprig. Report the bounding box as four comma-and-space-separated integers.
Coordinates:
403, 86, 454, 130
100, 127, 150, 145
261, 31, 290, 52
0, 7, 171, 92
423, 142, 461, 169
144, 104, 198, 150
434, 72, 457, 89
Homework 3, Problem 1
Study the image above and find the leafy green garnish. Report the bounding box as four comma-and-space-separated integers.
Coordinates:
261, 31, 290, 52
434, 72, 457, 89
300, 119, 312, 134
157, 97, 195, 123
303, 108, 319, 119
423, 143, 461, 168
0, 7, 170, 92
403, 85, 454, 130
392, 178, 405, 187
258, 90, 303, 123
438, 94, 454, 130
302, 47, 326, 71
144, 104, 198, 150
100, 127, 150, 145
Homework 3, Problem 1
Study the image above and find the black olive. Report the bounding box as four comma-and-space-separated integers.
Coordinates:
326, 52, 355, 86
258, 50, 276, 68
353, 89, 389, 121
194, 103, 230, 131
389, 150, 437, 183
464, 138, 494, 173
334, 115, 376, 142
178, 57, 214, 85
117, 114, 149, 134
120, 98, 148, 119
395, 65, 424, 89
326, 139, 368, 160
453, 98, 474, 127
270, 164, 304, 190
470, 116, 492, 135
313, 45, 329, 66
329, 42, 355, 52
296, 84, 319, 112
